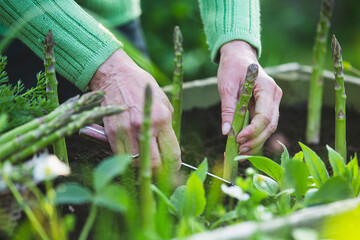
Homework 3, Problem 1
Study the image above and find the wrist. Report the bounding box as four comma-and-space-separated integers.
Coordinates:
89, 49, 137, 91
220, 40, 258, 62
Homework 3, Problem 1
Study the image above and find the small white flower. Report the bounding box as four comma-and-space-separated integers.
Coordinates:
221, 184, 250, 201
32, 154, 70, 182
254, 205, 273, 221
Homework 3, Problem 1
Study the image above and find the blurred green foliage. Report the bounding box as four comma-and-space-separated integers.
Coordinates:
141, 0, 360, 81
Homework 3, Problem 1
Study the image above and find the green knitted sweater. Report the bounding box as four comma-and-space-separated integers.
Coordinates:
0, 0, 260, 90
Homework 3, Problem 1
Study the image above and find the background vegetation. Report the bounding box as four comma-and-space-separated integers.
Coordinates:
141, 0, 360, 82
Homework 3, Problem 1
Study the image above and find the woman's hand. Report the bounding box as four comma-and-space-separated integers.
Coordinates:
89, 49, 181, 169
218, 40, 282, 155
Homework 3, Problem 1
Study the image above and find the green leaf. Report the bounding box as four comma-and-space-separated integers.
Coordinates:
299, 142, 329, 187
284, 160, 309, 196
235, 155, 283, 182
55, 183, 92, 205
327, 145, 348, 177
278, 141, 290, 168
347, 155, 360, 195
292, 151, 304, 162
94, 184, 129, 212
151, 184, 177, 213
194, 158, 208, 183
170, 174, 207, 218
253, 174, 279, 197
210, 210, 237, 229
184, 173, 206, 217
93, 155, 132, 191
305, 177, 353, 206
170, 185, 186, 216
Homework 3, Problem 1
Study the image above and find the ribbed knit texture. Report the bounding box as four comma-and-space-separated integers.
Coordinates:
199, 0, 261, 62
0, 0, 123, 91
75, 0, 141, 27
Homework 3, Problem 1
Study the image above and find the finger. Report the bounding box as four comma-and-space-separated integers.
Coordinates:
150, 136, 161, 168
218, 79, 241, 135
237, 84, 275, 142
157, 127, 181, 171
239, 115, 278, 155
239, 93, 281, 154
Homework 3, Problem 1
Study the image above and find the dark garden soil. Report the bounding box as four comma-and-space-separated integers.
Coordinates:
66, 102, 360, 177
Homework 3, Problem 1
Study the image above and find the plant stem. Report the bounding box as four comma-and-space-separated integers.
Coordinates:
3, 174, 50, 240
331, 35, 347, 160
306, 0, 334, 144
43, 30, 68, 163
3, 106, 124, 163
139, 84, 156, 237
171, 26, 184, 143
223, 64, 258, 182
79, 204, 98, 240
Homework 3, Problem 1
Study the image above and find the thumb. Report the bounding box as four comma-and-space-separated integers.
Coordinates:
219, 86, 238, 135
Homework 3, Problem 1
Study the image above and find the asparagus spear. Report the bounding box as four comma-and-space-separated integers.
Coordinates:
223, 64, 258, 182
5, 106, 124, 163
331, 35, 347, 160
171, 26, 184, 143
0, 92, 104, 145
139, 84, 156, 237
306, 0, 334, 144
43, 30, 68, 163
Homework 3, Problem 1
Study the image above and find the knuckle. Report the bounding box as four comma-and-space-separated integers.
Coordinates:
154, 110, 171, 126
268, 122, 277, 133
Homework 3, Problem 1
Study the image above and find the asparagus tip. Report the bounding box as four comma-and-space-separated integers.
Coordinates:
331, 34, 342, 60
245, 63, 259, 83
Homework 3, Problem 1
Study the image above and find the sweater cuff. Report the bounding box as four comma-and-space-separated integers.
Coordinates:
211, 30, 261, 63
0, 0, 123, 91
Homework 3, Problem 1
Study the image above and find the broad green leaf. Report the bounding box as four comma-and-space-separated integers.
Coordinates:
185, 173, 206, 217
347, 155, 360, 195
278, 141, 290, 167
55, 183, 92, 205
305, 177, 353, 206
235, 155, 283, 182
170, 185, 186, 216
299, 142, 329, 187
93, 155, 132, 191
94, 184, 129, 212
151, 184, 177, 213
347, 155, 359, 181
194, 158, 208, 183
253, 174, 279, 197
327, 145, 348, 177
284, 160, 309, 197
292, 151, 304, 162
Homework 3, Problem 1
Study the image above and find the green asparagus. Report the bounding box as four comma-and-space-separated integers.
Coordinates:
306, 0, 334, 144
331, 35, 347, 160
223, 64, 258, 182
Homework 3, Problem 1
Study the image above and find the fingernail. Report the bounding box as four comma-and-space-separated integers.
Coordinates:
239, 147, 250, 154
222, 123, 231, 134
238, 138, 247, 144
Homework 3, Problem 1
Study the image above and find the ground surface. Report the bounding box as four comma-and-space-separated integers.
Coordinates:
66, 102, 360, 178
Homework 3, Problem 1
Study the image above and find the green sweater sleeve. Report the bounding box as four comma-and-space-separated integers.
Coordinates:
198, 0, 261, 62
0, 0, 123, 91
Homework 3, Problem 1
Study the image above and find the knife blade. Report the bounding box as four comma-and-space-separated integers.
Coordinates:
79, 124, 235, 186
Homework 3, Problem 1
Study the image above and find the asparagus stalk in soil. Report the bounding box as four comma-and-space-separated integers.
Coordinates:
306, 0, 334, 144
43, 30, 68, 163
171, 26, 184, 143
331, 35, 347, 160
139, 85, 156, 237
223, 64, 258, 182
